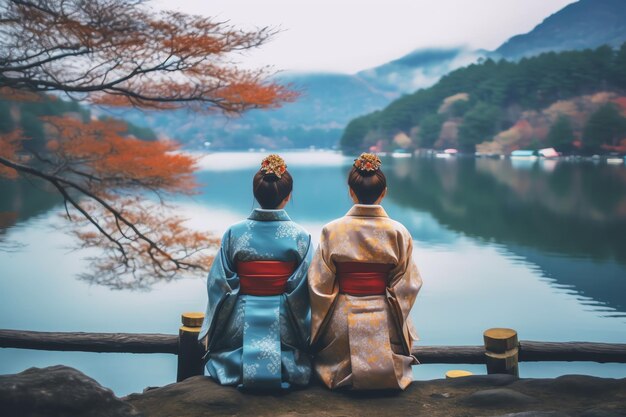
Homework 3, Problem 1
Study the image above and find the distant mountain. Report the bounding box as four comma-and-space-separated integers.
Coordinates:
271, 72, 389, 128
106, 48, 482, 150
340, 44, 626, 154
496, 0, 626, 59
356, 47, 484, 97
104, 72, 390, 150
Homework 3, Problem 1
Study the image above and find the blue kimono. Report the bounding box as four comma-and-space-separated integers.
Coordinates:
198, 208, 312, 389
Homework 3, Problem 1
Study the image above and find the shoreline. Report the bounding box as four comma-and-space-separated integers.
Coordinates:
182, 148, 626, 166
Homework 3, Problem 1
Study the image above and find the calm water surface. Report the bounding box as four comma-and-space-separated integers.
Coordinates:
1, 152, 625, 394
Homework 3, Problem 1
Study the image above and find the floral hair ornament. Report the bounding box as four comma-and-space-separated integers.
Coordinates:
260, 154, 287, 178
353, 152, 382, 172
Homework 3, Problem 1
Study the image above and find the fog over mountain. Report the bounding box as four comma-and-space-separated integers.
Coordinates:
356, 47, 485, 97
106, 47, 481, 149
109, 0, 626, 150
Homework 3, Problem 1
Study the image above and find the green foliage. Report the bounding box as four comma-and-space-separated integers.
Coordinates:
2, 94, 154, 151
547, 115, 575, 151
14, 96, 94, 151
612, 43, 626, 89
458, 102, 501, 152
418, 114, 445, 148
449, 99, 471, 117
341, 42, 626, 152
126, 124, 157, 141
583, 103, 626, 152
340, 115, 375, 152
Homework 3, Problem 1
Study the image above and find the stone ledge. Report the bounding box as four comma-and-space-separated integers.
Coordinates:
1, 366, 626, 417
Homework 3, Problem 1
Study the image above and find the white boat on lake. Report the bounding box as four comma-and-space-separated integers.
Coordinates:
435, 148, 458, 158
539, 147, 559, 159
391, 149, 411, 158
606, 157, 624, 165
511, 150, 538, 160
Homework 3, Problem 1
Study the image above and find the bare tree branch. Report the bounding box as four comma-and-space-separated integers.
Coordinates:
0, 0, 294, 286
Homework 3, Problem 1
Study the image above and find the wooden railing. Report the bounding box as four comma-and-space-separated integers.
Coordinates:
424, 342, 626, 362
1, 314, 625, 381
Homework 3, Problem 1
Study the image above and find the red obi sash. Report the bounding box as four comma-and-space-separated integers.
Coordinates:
237, 260, 296, 296
336, 262, 394, 296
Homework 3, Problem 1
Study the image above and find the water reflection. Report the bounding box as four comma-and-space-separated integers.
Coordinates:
385, 157, 626, 261
1, 152, 626, 394
384, 156, 626, 314
0, 178, 61, 229
0, 178, 61, 251
2, 156, 625, 315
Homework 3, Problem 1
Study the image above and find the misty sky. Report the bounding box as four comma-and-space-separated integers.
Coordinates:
155, 0, 575, 74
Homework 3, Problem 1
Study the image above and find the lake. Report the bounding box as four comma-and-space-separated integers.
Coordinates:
1, 151, 625, 395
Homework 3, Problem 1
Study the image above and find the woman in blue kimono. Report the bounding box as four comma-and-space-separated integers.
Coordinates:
198, 154, 311, 389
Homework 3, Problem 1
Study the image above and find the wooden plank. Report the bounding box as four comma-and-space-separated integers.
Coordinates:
0, 329, 178, 354
519, 341, 626, 363
413, 341, 626, 364
2, 329, 625, 365
412, 345, 485, 364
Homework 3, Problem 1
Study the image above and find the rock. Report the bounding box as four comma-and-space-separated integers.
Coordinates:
461, 388, 536, 407
514, 375, 622, 397
551, 375, 622, 396
128, 375, 478, 417
0, 365, 141, 417
579, 410, 626, 417
126, 375, 626, 417
2, 366, 626, 417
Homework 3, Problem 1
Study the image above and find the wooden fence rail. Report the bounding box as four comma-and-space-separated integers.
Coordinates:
0, 329, 178, 354
2, 320, 625, 381
416, 342, 626, 364
518, 341, 626, 363
2, 330, 625, 363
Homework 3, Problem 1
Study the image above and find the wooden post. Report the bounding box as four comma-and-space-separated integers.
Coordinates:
177, 312, 205, 382
483, 328, 519, 376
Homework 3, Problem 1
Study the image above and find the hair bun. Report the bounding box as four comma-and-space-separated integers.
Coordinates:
353, 153, 382, 173
262, 173, 280, 182
260, 154, 287, 178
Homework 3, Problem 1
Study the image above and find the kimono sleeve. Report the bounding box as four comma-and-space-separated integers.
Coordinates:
307, 227, 338, 347
283, 232, 313, 347
198, 229, 241, 345
386, 228, 423, 356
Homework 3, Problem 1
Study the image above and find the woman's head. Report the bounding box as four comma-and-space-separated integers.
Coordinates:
348, 153, 386, 205
253, 154, 293, 209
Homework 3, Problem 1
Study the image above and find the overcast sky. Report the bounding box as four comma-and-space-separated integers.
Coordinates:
155, 0, 575, 74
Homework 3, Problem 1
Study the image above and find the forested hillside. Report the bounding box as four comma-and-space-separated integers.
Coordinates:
0, 95, 157, 153
341, 44, 626, 154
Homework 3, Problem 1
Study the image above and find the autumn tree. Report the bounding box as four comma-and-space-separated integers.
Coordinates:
0, 0, 297, 288
340, 43, 626, 152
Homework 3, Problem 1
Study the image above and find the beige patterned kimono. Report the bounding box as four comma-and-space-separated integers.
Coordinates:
308, 204, 422, 390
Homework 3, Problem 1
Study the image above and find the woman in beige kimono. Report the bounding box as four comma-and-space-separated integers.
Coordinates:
308, 153, 422, 390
